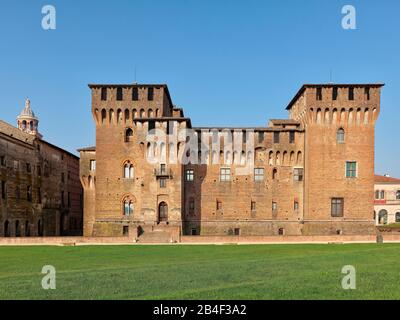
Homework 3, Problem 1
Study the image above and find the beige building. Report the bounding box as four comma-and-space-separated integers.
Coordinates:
0, 99, 83, 237
374, 175, 400, 225
79, 82, 384, 239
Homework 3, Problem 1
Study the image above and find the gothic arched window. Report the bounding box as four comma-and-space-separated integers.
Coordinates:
125, 128, 134, 142
337, 128, 345, 143
123, 161, 134, 179
123, 198, 134, 216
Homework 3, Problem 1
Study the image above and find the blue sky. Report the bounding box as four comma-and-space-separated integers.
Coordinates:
0, 0, 399, 176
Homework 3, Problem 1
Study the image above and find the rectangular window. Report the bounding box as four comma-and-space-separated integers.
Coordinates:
1, 181, 6, 199
348, 87, 354, 100
294, 168, 304, 182
316, 87, 322, 100
37, 165, 42, 176
90, 160, 96, 171
346, 161, 357, 178
0, 156, 5, 167
132, 87, 139, 101
254, 168, 264, 182
61, 172, 65, 183
220, 168, 231, 182
101, 87, 107, 101
116, 87, 123, 101
216, 200, 222, 210
289, 131, 295, 144
191, 228, 197, 236
331, 198, 344, 217
61, 191, 64, 206
68, 192, 71, 207
294, 201, 299, 211
258, 132, 264, 143
123, 226, 129, 236
148, 120, 155, 133
148, 87, 154, 101
234, 228, 241, 236
273, 132, 280, 144
160, 164, 166, 174
332, 87, 338, 100
160, 178, 166, 188
365, 87, 370, 100
185, 169, 194, 181
26, 163, 31, 173
251, 201, 256, 211
272, 202, 277, 211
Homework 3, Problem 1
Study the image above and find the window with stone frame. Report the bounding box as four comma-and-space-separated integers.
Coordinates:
331, 198, 344, 217
254, 168, 264, 182
220, 168, 231, 182
294, 168, 304, 182
345, 161, 357, 178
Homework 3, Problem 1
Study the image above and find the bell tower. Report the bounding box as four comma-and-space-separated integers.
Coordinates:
17, 98, 42, 139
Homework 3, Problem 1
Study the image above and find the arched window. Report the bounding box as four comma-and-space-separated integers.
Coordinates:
378, 209, 388, 225
296, 151, 302, 165
123, 161, 134, 179
396, 190, 400, 200
158, 202, 168, 222
272, 168, 278, 180
140, 109, 145, 118
123, 197, 134, 216
124, 109, 130, 123
4, 220, 10, 237
101, 109, 107, 124
337, 128, 345, 143
125, 128, 134, 142
15, 220, 20, 237
396, 212, 400, 223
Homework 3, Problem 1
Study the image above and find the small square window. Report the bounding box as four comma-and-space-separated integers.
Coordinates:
234, 228, 241, 236
220, 168, 231, 182
294, 168, 303, 182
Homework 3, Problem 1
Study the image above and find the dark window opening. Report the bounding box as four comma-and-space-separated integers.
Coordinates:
216, 200, 222, 210
148, 120, 155, 133
289, 131, 295, 144
258, 132, 264, 143
365, 87, 370, 100
27, 186, 32, 202
0, 156, 5, 167
123, 226, 129, 236
316, 87, 322, 100
1, 181, 6, 200
101, 87, 107, 101
148, 87, 154, 101
116, 87, 123, 101
332, 87, 338, 100
160, 178, 166, 188
348, 87, 354, 100
132, 87, 139, 101
234, 228, 240, 236
125, 128, 134, 142
251, 201, 256, 211
278, 228, 285, 235
273, 132, 280, 144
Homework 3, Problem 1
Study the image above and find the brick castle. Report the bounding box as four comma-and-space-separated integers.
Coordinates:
79, 83, 383, 238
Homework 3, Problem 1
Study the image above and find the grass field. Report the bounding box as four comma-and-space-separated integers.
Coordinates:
0, 243, 400, 300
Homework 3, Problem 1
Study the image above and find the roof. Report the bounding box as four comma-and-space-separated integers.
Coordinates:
269, 119, 301, 126
77, 146, 96, 152
286, 83, 385, 110
0, 120, 36, 144
375, 175, 400, 184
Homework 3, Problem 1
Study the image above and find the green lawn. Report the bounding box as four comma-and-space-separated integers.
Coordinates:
0, 244, 399, 300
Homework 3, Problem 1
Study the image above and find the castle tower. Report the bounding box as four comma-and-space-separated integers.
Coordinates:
17, 98, 42, 139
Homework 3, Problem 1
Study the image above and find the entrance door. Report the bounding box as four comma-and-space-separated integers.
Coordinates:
158, 202, 168, 222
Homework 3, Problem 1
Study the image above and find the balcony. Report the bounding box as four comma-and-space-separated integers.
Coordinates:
154, 167, 173, 179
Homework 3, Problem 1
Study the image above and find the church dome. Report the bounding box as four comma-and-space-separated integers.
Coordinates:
17, 98, 38, 120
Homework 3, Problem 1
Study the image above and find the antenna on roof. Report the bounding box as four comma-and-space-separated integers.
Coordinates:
133, 65, 138, 85
328, 68, 333, 84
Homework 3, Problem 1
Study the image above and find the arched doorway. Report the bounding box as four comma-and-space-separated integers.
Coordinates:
4, 220, 10, 237
15, 220, 20, 237
378, 209, 388, 225
158, 202, 168, 222
38, 220, 43, 237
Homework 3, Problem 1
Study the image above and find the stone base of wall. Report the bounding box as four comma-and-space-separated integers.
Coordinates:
183, 220, 376, 236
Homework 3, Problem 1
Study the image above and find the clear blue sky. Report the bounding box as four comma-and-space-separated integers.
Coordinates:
0, 0, 399, 176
